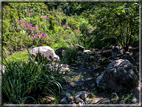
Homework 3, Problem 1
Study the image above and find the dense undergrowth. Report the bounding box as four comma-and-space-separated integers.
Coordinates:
1, 2, 139, 104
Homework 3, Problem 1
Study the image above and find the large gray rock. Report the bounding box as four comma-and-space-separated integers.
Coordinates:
96, 59, 139, 92
30, 46, 60, 63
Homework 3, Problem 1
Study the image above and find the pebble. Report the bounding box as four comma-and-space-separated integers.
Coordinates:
119, 100, 125, 104
131, 98, 138, 103
66, 93, 74, 102
75, 97, 84, 103
60, 97, 68, 104
80, 93, 87, 101
111, 92, 119, 101
69, 101, 75, 104
85, 100, 91, 104
79, 102, 85, 106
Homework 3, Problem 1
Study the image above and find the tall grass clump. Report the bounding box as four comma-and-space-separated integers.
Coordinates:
2, 48, 66, 104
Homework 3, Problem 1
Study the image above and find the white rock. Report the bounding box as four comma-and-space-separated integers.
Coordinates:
131, 98, 138, 103
30, 46, 60, 62
0, 64, 6, 74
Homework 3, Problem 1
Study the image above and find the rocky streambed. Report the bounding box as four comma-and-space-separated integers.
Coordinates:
2, 45, 141, 105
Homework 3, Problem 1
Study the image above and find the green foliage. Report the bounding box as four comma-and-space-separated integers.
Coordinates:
67, 17, 80, 30
2, 49, 66, 104
62, 48, 79, 64
3, 2, 139, 53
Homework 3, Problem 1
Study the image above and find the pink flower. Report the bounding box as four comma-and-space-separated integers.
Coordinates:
41, 15, 48, 18
66, 26, 70, 29
29, 12, 33, 15
33, 27, 38, 30
21, 20, 25, 22
44, 34, 47, 37
36, 34, 39, 38
3, 7, 5, 10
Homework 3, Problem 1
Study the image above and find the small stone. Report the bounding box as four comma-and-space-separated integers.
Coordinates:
69, 101, 75, 104
119, 100, 125, 104
75, 97, 84, 103
87, 92, 93, 98
66, 93, 74, 102
131, 98, 138, 103
79, 102, 85, 106
70, 103, 76, 107
75, 92, 80, 98
0, 64, 6, 74
111, 92, 119, 101
78, 61, 82, 65
75, 67, 79, 70
41, 96, 55, 103
125, 51, 130, 55
85, 87, 88, 91
84, 50, 91, 53
80, 92, 87, 101
90, 56, 95, 60
85, 100, 91, 104
60, 97, 68, 104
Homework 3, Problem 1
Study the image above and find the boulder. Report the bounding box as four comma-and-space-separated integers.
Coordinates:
96, 59, 139, 92
30, 46, 60, 63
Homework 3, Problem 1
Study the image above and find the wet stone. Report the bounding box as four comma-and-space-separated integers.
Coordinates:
79, 101, 85, 106
111, 92, 119, 101
85, 100, 91, 104
131, 98, 138, 103
75, 97, 84, 103
60, 97, 68, 104
66, 93, 74, 102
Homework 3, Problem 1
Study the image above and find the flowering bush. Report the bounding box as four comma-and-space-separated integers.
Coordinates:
2, 3, 83, 54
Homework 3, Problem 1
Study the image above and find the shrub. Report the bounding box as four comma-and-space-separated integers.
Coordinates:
62, 48, 79, 64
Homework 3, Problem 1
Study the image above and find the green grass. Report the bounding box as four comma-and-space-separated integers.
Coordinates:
3, 51, 29, 64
